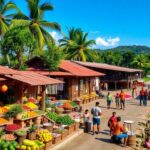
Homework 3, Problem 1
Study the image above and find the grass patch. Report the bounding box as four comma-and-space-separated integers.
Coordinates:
144, 77, 150, 82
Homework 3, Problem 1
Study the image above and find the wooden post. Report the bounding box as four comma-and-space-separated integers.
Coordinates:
18, 83, 23, 104
41, 85, 46, 111
115, 82, 117, 91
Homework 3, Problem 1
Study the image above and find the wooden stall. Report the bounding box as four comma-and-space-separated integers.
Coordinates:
26, 57, 104, 101
74, 61, 143, 90
0, 67, 63, 111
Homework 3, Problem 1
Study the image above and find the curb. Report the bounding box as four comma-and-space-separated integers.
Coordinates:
50, 129, 84, 150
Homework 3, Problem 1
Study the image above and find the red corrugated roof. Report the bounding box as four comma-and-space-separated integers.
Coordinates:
28, 70, 74, 76
0, 77, 7, 81
5, 71, 63, 86
59, 60, 104, 77
0, 66, 18, 75
74, 61, 143, 73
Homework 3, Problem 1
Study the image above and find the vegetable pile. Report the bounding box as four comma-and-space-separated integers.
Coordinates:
0, 139, 18, 150
37, 129, 53, 142
56, 115, 75, 126
46, 112, 58, 122
19, 139, 44, 150
5, 124, 21, 132
1, 134, 16, 141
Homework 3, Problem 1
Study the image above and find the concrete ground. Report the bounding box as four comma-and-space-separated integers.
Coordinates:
58, 90, 150, 150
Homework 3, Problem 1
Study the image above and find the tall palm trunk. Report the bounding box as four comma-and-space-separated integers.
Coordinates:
17, 49, 23, 69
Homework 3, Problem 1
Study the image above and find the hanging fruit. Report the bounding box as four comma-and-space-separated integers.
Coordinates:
1, 84, 8, 93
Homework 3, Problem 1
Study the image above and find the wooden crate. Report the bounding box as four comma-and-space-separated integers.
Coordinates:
44, 140, 52, 150
65, 123, 76, 134
61, 129, 68, 140
52, 135, 62, 144
75, 122, 79, 131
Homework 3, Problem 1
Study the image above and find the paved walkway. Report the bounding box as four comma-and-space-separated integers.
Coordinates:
59, 90, 150, 150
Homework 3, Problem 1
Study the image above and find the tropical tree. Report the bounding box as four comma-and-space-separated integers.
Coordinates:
11, 0, 61, 50
59, 28, 95, 62
1, 27, 35, 69
132, 54, 150, 69
0, 0, 19, 37
42, 44, 63, 71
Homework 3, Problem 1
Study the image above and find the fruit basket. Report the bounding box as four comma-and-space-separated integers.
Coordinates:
5, 124, 21, 133
43, 123, 53, 132
1, 134, 17, 141
65, 123, 76, 134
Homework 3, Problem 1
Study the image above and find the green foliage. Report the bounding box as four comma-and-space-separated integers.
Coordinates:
42, 44, 63, 71
60, 27, 95, 62
1, 27, 35, 69
27, 124, 37, 133
5, 105, 23, 118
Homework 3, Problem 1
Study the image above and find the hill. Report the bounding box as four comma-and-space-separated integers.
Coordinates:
95, 45, 150, 54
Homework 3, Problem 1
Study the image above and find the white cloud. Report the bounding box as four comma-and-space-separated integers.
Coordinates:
49, 31, 63, 44
95, 37, 120, 47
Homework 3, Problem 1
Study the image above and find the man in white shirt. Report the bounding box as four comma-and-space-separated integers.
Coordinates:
91, 102, 102, 135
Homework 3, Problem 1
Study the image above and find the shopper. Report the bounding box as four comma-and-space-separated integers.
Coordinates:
139, 88, 144, 106
115, 93, 120, 109
108, 112, 117, 136
144, 89, 148, 106
112, 116, 128, 147
83, 109, 91, 133
106, 92, 113, 109
91, 102, 102, 135
120, 90, 126, 110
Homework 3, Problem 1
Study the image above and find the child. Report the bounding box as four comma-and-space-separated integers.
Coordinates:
83, 109, 91, 133
115, 93, 120, 109
83, 109, 90, 123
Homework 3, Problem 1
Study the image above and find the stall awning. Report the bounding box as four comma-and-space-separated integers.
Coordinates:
5, 71, 63, 86
59, 60, 105, 77
0, 66, 19, 75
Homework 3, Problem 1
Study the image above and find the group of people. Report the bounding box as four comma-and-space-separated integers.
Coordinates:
106, 90, 126, 110
139, 88, 149, 106
83, 102, 128, 147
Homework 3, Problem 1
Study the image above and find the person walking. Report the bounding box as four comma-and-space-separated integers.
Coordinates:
91, 102, 102, 135
83, 109, 91, 133
139, 88, 144, 106
115, 93, 120, 109
120, 90, 125, 110
107, 92, 113, 109
144, 89, 148, 106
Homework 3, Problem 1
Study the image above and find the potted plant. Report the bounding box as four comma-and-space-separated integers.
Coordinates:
5, 105, 23, 124
15, 129, 27, 144
27, 124, 37, 140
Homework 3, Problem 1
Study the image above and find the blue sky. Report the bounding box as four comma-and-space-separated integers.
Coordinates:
14, 0, 150, 49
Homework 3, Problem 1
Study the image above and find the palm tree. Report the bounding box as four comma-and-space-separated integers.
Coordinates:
11, 0, 60, 50
132, 54, 149, 69
59, 28, 95, 62
0, 0, 19, 37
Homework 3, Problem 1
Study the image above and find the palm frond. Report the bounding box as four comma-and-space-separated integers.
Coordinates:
0, 20, 9, 36
40, 3, 53, 11
30, 23, 45, 50
2, 2, 19, 14
13, 12, 29, 20
40, 20, 61, 31
10, 19, 30, 28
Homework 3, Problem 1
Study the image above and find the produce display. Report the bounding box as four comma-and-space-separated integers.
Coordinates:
46, 112, 58, 122
24, 102, 38, 110
56, 115, 75, 126
16, 111, 39, 120
20, 139, 44, 150
70, 101, 78, 108
1, 134, 16, 141
63, 102, 73, 109
37, 129, 53, 142
0, 139, 18, 150
0, 118, 8, 125
5, 124, 21, 132
15, 130, 27, 136
0, 107, 8, 115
